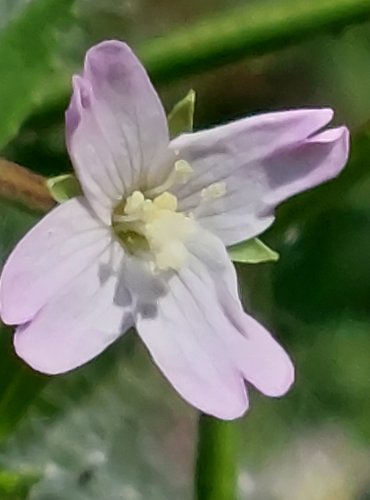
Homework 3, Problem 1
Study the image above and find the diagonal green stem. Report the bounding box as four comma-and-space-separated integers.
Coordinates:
139, 0, 370, 82
195, 414, 239, 500
35, 0, 370, 120
3, 0, 370, 212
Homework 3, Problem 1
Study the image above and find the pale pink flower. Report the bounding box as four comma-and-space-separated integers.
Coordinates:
0, 41, 349, 419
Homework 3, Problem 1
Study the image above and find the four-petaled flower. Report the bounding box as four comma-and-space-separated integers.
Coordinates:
0, 41, 349, 419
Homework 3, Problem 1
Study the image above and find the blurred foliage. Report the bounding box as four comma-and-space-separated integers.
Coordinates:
0, 469, 39, 500
1, 0, 370, 499
0, 0, 75, 150
0, 337, 195, 500
0, 199, 47, 441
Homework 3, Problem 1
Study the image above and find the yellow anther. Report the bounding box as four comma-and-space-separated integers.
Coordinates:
153, 192, 178, 211
142, 199, 155, 213
124, 191, 145, 214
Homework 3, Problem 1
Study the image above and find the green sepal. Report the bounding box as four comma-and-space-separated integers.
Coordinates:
46, 174, 82, 203
168, 89, 196, 137
228, 238, 279, 264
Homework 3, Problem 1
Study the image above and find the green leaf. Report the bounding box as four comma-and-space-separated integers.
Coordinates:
0, 0, 75, 150
227, 238, 279, 264
167, 89, 196, 137
46, 174, 82, 203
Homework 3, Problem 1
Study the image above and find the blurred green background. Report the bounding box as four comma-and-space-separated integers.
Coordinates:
1, 0, 370, 499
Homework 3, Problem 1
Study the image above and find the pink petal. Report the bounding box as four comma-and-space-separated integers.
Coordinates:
220, 297, 295, 397
14, 245, 133, 374
0, 198, 111, 325
170, 109, 349, 246
186, 231, 294, 397
66, 41, 170, 223
136, 271, 249, 420
135, 229, 293, 419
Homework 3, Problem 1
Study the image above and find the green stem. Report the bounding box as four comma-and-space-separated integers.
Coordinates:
195, 414, 239, 500
140, 0, 370, 82
35, 0, 370, 121
4, 0, 370, 211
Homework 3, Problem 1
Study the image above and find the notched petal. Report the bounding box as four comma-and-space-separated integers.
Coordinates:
66, 41, 171, 222
170, 108, 349, 246
65, 75, 93, 141
13, 257, 133, 375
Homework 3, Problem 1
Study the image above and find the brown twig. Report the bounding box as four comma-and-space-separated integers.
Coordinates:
0, 159, 55, 213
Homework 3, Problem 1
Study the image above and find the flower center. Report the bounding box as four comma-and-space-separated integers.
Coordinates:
112, 190, 195, 271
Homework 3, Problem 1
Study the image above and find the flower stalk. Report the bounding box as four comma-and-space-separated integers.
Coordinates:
195, 414, 239, 500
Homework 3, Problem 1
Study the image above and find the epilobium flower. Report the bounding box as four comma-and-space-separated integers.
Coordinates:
0, 41, 349, 419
